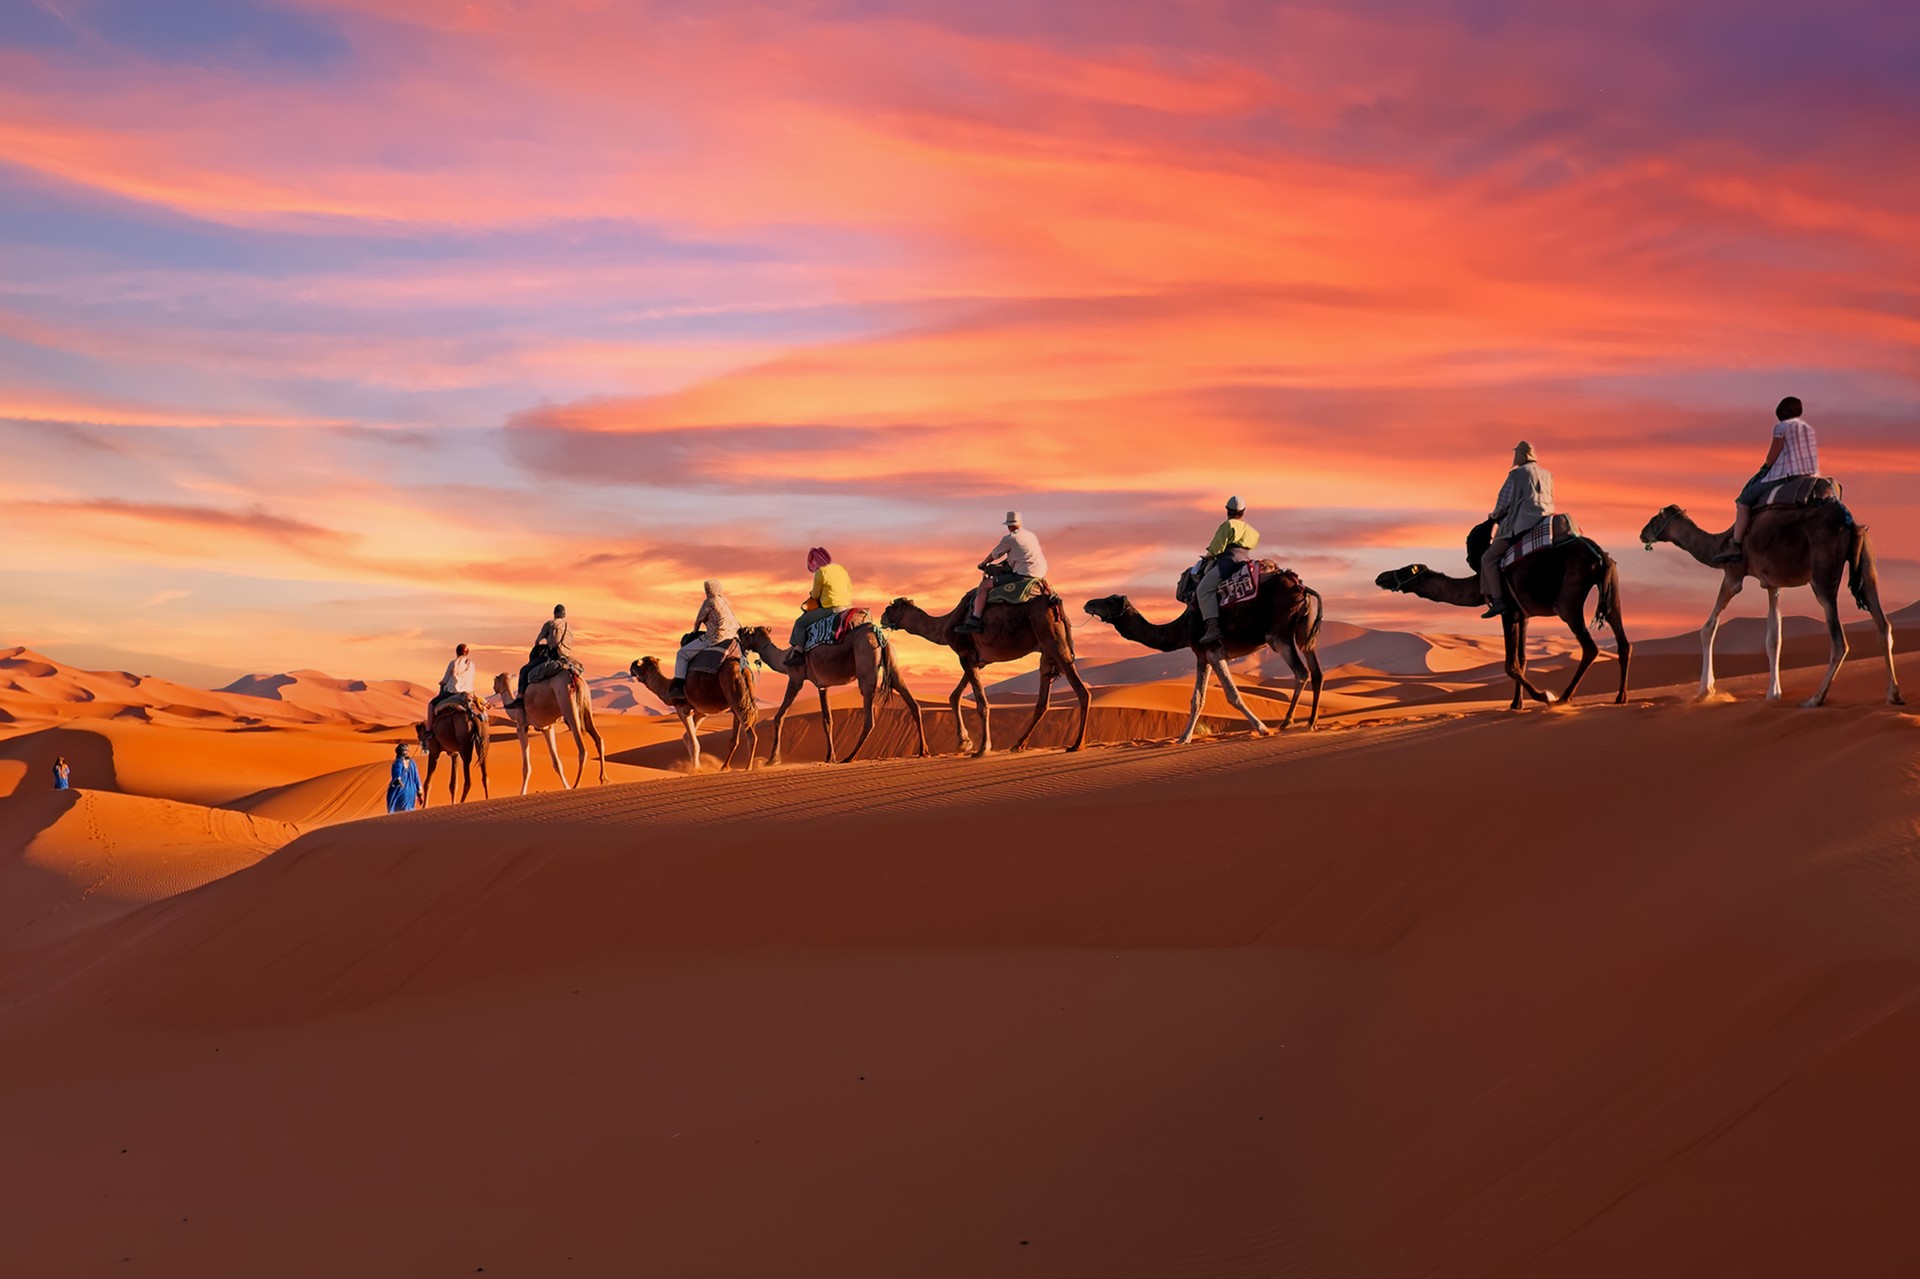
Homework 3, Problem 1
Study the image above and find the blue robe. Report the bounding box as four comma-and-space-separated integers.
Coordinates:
386, 758, 422, 813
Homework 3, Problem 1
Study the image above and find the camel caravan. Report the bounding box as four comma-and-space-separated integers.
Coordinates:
403, 397, 1898, 802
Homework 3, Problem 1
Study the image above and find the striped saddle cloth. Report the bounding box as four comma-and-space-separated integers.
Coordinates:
1755, 475, 1841, 508
1500, 514, 1581, 570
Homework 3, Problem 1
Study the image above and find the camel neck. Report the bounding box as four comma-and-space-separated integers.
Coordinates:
1410, 571, 1485, 609
1111, 602, 1192, 652
1663, 513, 1730, 567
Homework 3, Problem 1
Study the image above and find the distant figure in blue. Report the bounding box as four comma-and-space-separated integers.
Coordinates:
52, 756, 70, 790
386, 743, 423, 813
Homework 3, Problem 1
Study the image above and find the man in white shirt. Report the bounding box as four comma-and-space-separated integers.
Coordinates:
956, 511, 1049, 634
439, 643, 475, 698
671, 580, 741, 698
1717, 396, 1819, 564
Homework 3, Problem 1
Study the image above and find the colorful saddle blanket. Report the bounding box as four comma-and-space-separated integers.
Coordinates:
1754, 475, 1842, 508
686, 640, 741, 677
985, 575, 1051, 606
1499, 514, 1581, 570
1216, 559, 1264, 608
801, 607, 873, 650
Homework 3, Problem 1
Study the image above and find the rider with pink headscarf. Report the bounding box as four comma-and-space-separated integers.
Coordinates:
788, 546, 854, 664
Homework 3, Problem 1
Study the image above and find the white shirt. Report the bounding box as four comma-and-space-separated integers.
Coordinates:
440, 655, 474, 696
1763, 417, 1819, 483
985, 528, 1049, 579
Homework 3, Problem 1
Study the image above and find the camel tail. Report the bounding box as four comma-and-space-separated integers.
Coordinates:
1301, 586, 1325, 648
874, 628, 897, 701
1847, 523, 1874, 611
1595, 551, 1621, 632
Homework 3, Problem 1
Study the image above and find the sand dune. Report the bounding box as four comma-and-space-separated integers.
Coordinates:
2, 648, 1917, 1275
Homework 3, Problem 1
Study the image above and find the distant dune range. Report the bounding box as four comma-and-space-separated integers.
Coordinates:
0, 628, 1917, 1273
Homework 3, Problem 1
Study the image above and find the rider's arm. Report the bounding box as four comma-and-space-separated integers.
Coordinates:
1205, 522, 1231, 557
1761, 435, 1785, 469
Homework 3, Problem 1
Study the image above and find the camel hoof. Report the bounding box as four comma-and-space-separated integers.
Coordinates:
1800, 696, 1826, 709
1890, 693, 1907, 707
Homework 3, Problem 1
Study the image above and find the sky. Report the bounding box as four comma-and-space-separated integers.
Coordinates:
3, 0, 1918, 688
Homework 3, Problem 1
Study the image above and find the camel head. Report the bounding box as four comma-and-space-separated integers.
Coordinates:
1375, 565, 1429, 594
737, 625, 772, 654
880, 598, 912, 630
630, 657, 661, 683
1639, 505, 1685, 550
1083, 595, 1133, 625
413, 720, 433, 751
491, 671, 512, 698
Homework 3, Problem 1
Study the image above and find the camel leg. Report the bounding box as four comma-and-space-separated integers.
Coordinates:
1764, 587, 1783, 701
1059, 655, 1092, 752
1011, 665, 1054, 752
1556, 607, 1599, 706
681, 711, 703, 770
818, 684, 837, 763
544, 724, 569, 788
420, 748, 437, 810
966, 666, 992, 756
1867, 589, 1903, 706
586, 710, 607, 785
843, 671, 881, 763
1304, 643, 1325, 730
452, 747, 467, 803
766, 676, 803, 766
516, 727, 533, 796
891, 665, 928, 758
1506, 616, 1553, 707
476, 729, 491, 800
1698, 573, 1743, 699
1803, 585, 1849, 708
1214, 656, 1271, 735
947, 672, 975, 755
1178, 661, 1212, 744
1277, 640, 1307, 730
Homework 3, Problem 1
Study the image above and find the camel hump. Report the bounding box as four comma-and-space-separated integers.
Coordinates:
685, 639, 743, 678
1497, 514, 1583, 572
1753, 474, 1843, 510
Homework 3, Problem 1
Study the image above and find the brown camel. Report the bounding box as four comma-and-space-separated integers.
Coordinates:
629, 653, 758, 770
1083, 567, 1325, 743
880, 592, 1089, 755
413, 699, 490, 806
1639, 502, 1900, 707
490, 670, 607, 794
1375, 526, 1631, 710
737, 623, 926, 766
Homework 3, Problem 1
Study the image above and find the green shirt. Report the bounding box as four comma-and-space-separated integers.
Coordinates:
1206, 518, 1260, 557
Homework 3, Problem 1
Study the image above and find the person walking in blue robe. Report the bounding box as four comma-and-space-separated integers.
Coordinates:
386, 743, 423, 813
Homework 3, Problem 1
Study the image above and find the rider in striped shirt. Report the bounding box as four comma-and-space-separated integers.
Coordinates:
1716, 397, 1819, 564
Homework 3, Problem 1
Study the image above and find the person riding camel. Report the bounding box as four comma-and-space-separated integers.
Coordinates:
515, 605, 573, 701
956, 511, 1048, 635
1481, 441, 1554, 617
1196, 496, 1259, 647
786, 547, 853, 666
1715, 396, 1819, 565
431, 642, 483, 724
671, 579, 739, 699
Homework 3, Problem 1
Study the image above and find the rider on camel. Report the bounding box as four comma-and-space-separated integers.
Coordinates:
1715, 396, 1819, 565
431, 642, 483, 724
1196, 496, 1259, 647
786, 547, 852, 666
672, 580, 739, 699
514, 605, 574, 702
955, 511, 1048, 635
1481, 441, 1554, 617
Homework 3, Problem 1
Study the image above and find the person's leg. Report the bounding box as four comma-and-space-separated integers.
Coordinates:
1480, 536, 1513, 614
673, 639, 706, 682
1197, 563, 1226, 643
956, 578, 992, 633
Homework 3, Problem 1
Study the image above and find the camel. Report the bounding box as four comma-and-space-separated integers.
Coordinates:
490, 669, 607, 794
1639, 501, 1900, 707
629, 652, 758, 770
1375, 527, 1630, 710
413, 699, 490, 806
737, 623, 927, 766
1083, 567, 1325, 744
880, 592, 1089, 755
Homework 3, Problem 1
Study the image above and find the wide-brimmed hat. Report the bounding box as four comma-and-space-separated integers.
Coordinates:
1005, 511, 1022, 526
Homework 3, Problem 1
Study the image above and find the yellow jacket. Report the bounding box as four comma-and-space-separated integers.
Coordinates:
807, 563, 853, 609
1206, 518, 1260, 557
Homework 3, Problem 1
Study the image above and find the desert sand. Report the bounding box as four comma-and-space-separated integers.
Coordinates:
2, 630, 1918, 1275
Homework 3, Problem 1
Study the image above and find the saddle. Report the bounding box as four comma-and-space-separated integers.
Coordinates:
686, 639, 742, 678
985, 575, 1052, 607
1175, 557, 1276, 609
524, 655, 584, 686
1499, 514, 1581, 570
800, 607, 873, 651
430, 691, 487, 722
1754, 475, 1842, 509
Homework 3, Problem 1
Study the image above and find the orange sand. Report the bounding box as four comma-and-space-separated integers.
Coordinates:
1, 638, 1917, 1274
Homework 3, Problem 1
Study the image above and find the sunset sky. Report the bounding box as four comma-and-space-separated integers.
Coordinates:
3, 0, 1917, 688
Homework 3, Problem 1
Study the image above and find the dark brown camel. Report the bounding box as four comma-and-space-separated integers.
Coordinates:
1082, 567, 1325, 743
1639, 502, 1900, 707
630, 653, 758, 770
413, 699, 490, 806
737, 624, 926, 766
491, 670, 606, 793
1375, 526, 1631, 710
880, 593, 1089, 755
